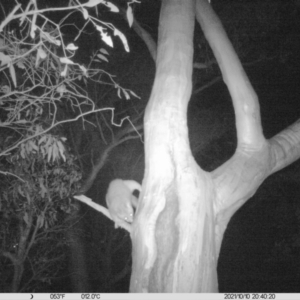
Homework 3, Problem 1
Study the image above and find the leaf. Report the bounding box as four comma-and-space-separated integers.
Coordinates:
52, 143, 59, 162
57, 140, 66, 162
103, 1, 119, 12
16, 60, 25, 69
29, 140, 39, 152
44, 135, 53, 151
40, 31, 61, 46
0, 52, 11, 66
122, 89, 130, 100
96, 53, 108, 62
30, 17, 37, 39
56, 84, 67, 96
129, 90, 140, 99
25, 191, 32, 204
60, 57, 75, 65
20, 143, 26, 159
101, 33, 113, 48
61, 64, 68, 77
38, 178, 47, 198
37, 47, 47, 59
113, 28, 129, 52
40, 145, 46, 156
26, 140, 32, 153
15, 119, 28, 124
66, 43, 78, 51
99, 48, 109, 55
18, 185, 25, 196
47, 143, 53, 163
9, 63, 17, 87
38, 135, 47, 145
95, 25, 113, 48
37, 215, 44, 228
84, 0, 104, 8
50, 60, 56, 69
126, 6, 133, 27
0, 85, 10, 94
79, 64, 87, 76
23, 212, 29, 225
82, 7, 89, 20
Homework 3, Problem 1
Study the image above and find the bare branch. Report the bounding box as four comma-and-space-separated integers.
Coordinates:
73, 195, 131, 233
193, 76, 221, 94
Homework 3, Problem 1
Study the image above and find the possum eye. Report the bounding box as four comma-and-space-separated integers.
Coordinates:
124, 212, 134, 223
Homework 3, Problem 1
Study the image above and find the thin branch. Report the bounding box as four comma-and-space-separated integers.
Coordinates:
73, 195, 131, 233
193, 76, 221, 94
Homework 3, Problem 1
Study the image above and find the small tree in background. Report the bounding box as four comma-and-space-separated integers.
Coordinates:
0, 127, 81, 292
0, 0, 139, 292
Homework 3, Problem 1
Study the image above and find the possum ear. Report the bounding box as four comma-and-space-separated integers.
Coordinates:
123, 180, 142, 193
131, 194, 138, 208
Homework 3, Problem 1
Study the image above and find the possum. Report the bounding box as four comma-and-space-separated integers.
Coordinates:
105, 179, 141, 229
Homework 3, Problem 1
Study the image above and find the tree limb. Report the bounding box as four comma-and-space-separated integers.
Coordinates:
73, 195, 132, 233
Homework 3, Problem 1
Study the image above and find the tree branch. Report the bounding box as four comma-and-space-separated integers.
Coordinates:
73, 195, 132, 233
196, 0, 265, 148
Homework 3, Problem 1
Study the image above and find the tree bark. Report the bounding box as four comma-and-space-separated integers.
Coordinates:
129, 0, 300, 292
130, 0, 218, 292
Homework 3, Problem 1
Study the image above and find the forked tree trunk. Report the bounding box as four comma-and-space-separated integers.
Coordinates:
130, 0, 300, 292
130, 0, 217, 292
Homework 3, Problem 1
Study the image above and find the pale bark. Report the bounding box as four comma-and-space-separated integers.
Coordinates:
195, 0, 300, 255
130, 0, 217, 292
126, 0, 300, 293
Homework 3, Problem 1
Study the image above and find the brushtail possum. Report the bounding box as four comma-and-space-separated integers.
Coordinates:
105, 179, 141, 229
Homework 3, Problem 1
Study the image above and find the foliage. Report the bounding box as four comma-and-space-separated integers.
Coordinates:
0, 0, 141, 291
1, 127, 81, 224
0, 0, 139, 165
0, 127, 81, 291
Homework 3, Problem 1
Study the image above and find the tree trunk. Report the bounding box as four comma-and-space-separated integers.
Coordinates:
11, 261, 24, 293
130, 0, 300, 293
130, 0, 218, 292
67, 210, 90, 293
